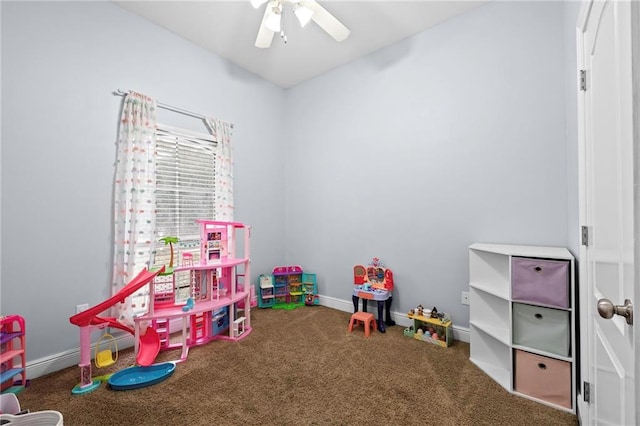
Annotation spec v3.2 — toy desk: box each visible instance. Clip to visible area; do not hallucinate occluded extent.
[352,286,390,332]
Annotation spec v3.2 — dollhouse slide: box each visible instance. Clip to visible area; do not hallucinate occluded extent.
[69,267,165,366]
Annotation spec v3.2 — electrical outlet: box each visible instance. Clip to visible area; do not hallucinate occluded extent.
[461,291,470,305]
[76,303,89,314]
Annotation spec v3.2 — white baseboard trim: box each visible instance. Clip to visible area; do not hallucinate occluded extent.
[317,295,470,343]
[27,296,469,380]
[26,332,137,380]
[27,319,182,380]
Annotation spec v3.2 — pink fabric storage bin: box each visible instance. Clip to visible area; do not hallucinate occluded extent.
[511,257,570,308]
[514,349,572,409]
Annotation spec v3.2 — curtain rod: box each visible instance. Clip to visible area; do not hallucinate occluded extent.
[113,89,233,128]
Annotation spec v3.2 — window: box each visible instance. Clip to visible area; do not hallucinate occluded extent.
[153,124,217,268]
[128,124,218,317]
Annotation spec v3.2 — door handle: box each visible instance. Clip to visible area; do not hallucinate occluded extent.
[597,298,633,325]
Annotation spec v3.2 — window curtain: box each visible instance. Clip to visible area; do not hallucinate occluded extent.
[112,92,158,326]
[205,117,234,220]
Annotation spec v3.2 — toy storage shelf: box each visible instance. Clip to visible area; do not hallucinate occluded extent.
[0,315,26,395]
[468,243,575,413]
[405,314,453,347]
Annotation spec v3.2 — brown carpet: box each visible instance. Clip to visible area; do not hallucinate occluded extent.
[16,306,578,425]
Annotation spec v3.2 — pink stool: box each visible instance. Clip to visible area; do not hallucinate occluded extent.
[348,311,377,337]
[182,252,193,267]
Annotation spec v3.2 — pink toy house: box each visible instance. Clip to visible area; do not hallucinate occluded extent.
[135,220,252,363]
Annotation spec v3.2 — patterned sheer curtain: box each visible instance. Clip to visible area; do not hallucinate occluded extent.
[112,92,158,326]
[205,117,234,220]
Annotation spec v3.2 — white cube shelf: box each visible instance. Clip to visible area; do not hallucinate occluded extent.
[468,243,575,413]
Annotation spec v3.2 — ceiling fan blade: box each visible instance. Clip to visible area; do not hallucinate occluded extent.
[255,3,276,48]
[250,0,269,8]
[302,0,350,42]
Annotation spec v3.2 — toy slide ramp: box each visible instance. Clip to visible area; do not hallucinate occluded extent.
[69,267,165,327]
[136,327,161,367]
[68,266,165,366]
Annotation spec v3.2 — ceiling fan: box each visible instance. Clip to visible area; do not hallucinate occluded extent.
[250,0,350,48]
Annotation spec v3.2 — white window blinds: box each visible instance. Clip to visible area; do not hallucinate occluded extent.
[154,124,217,266]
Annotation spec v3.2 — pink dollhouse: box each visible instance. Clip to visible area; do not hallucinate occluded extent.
[69,221,253,394]
[134,220,253,362]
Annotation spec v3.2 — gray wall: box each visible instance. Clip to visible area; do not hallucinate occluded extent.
[284,0,572,326]
[1,1,286,362]
[564,0,581,259]
[1,0,580,366]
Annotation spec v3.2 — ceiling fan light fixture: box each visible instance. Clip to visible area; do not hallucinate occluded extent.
[264,1,282,32]
[293,3,314,28]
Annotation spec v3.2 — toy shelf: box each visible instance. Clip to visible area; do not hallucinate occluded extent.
[1,315,26,395]
[468,243,576,413]
[404,313,453,348]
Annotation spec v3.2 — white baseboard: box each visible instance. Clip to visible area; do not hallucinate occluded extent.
[26,332,137,380]
[317,295,470,343]
[27,296,469,380]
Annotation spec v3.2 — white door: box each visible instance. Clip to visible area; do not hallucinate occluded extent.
[577,0,637,424]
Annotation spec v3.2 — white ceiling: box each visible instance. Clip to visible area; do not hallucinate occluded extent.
[115,1,489,89]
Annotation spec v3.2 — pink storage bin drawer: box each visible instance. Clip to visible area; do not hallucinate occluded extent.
[512,303,570,357]
[511,257,570,308]
[514,349,572,409]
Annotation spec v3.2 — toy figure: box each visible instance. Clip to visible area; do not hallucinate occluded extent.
[430,306,438,318]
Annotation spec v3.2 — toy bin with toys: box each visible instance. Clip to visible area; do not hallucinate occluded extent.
[405,305,453,348]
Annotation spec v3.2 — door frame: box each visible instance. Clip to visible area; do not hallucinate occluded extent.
[576,1,640,424]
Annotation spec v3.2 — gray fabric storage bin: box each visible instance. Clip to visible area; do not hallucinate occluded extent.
[512,303,570,357]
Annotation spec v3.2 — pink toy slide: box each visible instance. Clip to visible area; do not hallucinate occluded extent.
[69,267,165,366]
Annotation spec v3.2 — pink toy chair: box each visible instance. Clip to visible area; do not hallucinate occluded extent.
[348,311,377,337]
[182,252,194,267]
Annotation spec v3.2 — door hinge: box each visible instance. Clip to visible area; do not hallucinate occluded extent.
[581,225,590,246]
[584,381,591,403]
[580,69,587,91]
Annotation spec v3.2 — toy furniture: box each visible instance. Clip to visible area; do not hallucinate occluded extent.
[94,332,117,368]
[404,309,453,347]
[135,220,253,363]
[0,315,26,395]
[257,266,318,309]
[468,243,575,413]
[348,311,377,337]
[258,275,275,308]
[352,258,395,332]
[233,316,246,337]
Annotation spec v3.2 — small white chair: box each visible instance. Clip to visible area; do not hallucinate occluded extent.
[233,316,246,337]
